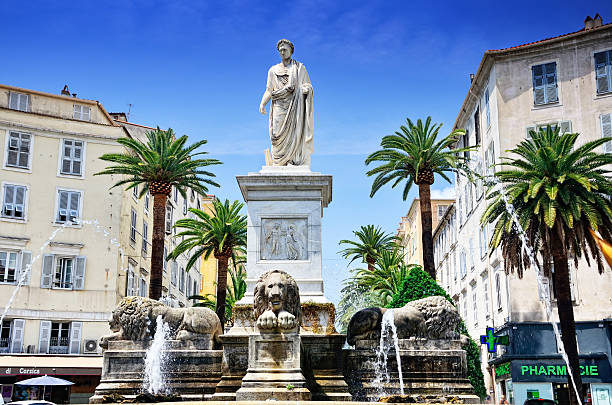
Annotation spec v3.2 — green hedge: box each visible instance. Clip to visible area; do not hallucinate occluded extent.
[388,267,487,399]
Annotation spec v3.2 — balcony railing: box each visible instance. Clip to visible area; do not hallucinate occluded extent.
[49,337,69,354]
[0,338,10,353]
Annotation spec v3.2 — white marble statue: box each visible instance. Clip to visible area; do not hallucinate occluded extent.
[259,39,313,166]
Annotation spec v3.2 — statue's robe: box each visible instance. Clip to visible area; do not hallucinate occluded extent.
[266,59,313,166]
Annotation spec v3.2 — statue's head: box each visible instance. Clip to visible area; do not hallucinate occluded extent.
[277,39,294,59]
[254,270,301,321]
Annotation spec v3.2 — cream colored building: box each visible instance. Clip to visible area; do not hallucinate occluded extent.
[0,85,202,402]
[437,17,612,402]
[397,198,454,266]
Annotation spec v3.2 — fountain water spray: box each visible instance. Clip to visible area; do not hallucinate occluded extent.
[374,309,405,398]
[143,315,170,395]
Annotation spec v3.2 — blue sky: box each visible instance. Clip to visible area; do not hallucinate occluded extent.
[2,0,610,304]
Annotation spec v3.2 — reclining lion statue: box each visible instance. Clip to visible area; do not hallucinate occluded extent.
[99,296,222,349]
[253,269,301,330]
[347,296,461,345]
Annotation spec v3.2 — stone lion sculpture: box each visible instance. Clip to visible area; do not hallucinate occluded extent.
[253,270,301,330]
[99,296,222,349]
[346,296,461,345]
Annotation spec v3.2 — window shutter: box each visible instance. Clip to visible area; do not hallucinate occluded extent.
[19,251,32,285]
[601,113,612,153]
[19,94,28,111]
[538,276,550,301]
[9,93,19,110]
[73,256,86,290]
[126,268,134,296]
[69,322,82,354]
[532,65,546,105]
[41,254,54,288]
[10,319,25,353]
[559,120,572,134]
[545,63,558,103]
[595,51,611,94]
[38,320,52,354]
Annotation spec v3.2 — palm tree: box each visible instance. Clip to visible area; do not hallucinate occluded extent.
[338,225,398,271]
[168,199,247,327]
[365,117,469,279]
[96,128,221,300]
[352,248,419,304]
[482,126,612,405]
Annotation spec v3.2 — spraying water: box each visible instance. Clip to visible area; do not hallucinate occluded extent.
[374,309,405,398]
[143,315,170,395]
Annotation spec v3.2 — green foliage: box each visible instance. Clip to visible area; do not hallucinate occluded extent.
[365,116,471,199]
[338,225,398,268]
[482,125,612,276]
[389,267,487,399]
[336,280,384,333]
[96,127,221,198]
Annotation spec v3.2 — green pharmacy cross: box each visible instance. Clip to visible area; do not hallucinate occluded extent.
[480,327,509,353]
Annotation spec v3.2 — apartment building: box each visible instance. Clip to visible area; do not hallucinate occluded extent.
[397,198,453,266]
[0,85,203,403]
[437,16,612,405]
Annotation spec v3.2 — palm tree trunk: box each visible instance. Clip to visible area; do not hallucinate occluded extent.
[215,255,229,329]
[367,257,376,272]
[551,226,583,405]
[418,183,436,279]
[149,194,167,300]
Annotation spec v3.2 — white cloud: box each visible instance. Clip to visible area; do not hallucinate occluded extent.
[430,185,455,199]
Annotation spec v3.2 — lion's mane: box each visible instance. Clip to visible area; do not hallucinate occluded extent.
[253,270,302,324]
[113,296,162,341]
[405,296,460,339]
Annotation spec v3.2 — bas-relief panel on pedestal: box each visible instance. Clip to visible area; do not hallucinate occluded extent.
[260,218,307,260]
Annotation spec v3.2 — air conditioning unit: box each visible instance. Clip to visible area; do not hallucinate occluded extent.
[83,339,98,354]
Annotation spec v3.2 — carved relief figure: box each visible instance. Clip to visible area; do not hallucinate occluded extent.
[264,222,282,257]
[261,219,307,260]
[286,224,302,260]
[259,39,314,166]
[253,270,302,330]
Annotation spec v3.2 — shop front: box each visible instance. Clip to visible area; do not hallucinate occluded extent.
[493,358,612,405]
[0,356,102,404]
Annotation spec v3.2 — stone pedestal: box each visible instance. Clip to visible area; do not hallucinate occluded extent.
[344,338,480,403]
[235,329,311,401]
[89,339,222,403]
[235,166,332,304]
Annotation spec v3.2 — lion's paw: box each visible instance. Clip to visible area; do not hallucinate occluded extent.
[277,311,296,329]
[256,310,278,329]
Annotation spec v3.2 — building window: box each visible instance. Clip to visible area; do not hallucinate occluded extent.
[600,113,612,153]
[484,88,491,127]
[9,92,29,112]
[485,142,495,176]
[126,263,138,296]
[460,250,467,279]
[183,196,188,215]
[479,226,488,259]
[179,267,186,293]
[142,221,148,253]
[163,246,168,273]
[60,139,84,176]
[526,121,572,138]
[56,190,81,224]
[130,209,137,243]
[132,184,138,199]
[0,320,11,353]
[462,291,467,320]
[495,272,503,310]
[41,255,86,290]
[165,204,173,234]
[482,272,490,319]
[5,132,31,169]
[49,322,70,354]
[173,187,178,203]
[437,205,448,218]
[171,261,178,286]
[472,285,478,326]
[595,50,612,94]
[139,275,147,297]
[0,251,18,283]
[474,107,481,144]
[144,192,150,213]
[461,130,470,160]
[468,238,474,270]
[73,104,91,121]
[2,184,26,219]
[186,273,192,298]
[532,62,558,105]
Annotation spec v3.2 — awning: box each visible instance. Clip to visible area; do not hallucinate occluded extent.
[0,356,102,376]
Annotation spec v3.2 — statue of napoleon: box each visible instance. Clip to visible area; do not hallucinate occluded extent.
[259,39,313,166]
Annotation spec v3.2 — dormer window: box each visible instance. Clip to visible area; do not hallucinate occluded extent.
[73,104,90,121]
[9,92,29,112]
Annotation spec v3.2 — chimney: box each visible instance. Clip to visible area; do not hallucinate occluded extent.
[61,85,70,96]
[470,73,475,83]
[585,14,603,30]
